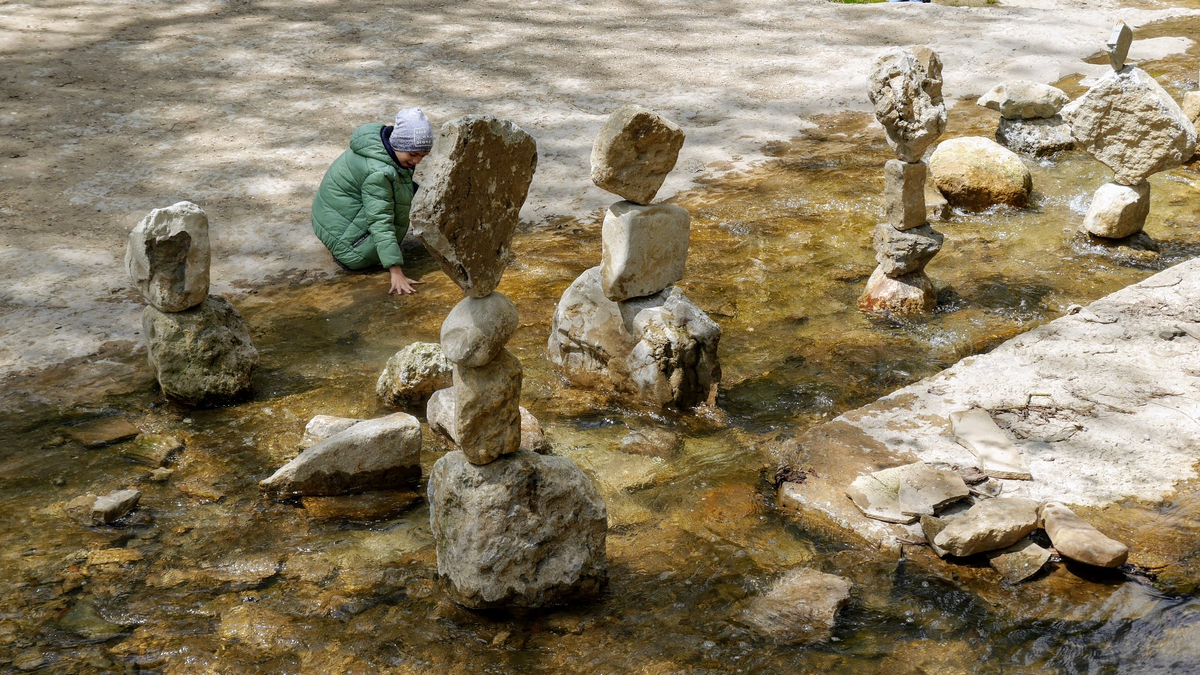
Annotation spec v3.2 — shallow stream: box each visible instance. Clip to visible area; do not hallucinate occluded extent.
[4,42,1200,674]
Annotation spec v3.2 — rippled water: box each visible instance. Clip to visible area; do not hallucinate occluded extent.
[3,51,1200,673]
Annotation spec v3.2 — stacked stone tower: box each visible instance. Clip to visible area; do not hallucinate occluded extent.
[125,201,258,405]
[413,116,607,609]
[548,105,721,409]
[1064,23,1197,240]
[859,47,948,315]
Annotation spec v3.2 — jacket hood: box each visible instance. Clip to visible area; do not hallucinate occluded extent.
[348,123,393,164]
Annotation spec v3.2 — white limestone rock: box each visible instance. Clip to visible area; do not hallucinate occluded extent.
[590,104,685,205]
[883,160,928,231]
[1082,181,1151,239]
[410,115,538,297]
[299,415,362,450]
[1062,66,1197,185]
[600,201,690,301]
[125,201,210,312]
[376,342,452,408]
[428,449,608,608]
[929,137,1032,210]
[868,46,947,162]
[260,412,422,497]
[142,296,258,406]
[977,81,1069,120]
[453,350,522,465]
[439,293,519,367]
[950,408,1032,480]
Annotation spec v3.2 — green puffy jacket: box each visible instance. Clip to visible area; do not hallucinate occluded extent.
[311,123,415,270]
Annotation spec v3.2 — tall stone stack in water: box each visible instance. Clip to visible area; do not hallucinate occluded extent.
[411,115,608,609]
[859,46,947,315]
[547,105,721,408]
[125,201,258,405]
[1063,23,1197,240]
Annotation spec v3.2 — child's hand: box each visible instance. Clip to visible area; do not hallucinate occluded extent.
[388,266,424,295]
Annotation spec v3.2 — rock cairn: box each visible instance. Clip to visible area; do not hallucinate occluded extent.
[1183,61,1200,159]
[412,115,608,609]
[125,201,258,405]
[1063,23,1197,240]
[859,47,947,315]
[979,81,1074,156]
[548,105,721,408]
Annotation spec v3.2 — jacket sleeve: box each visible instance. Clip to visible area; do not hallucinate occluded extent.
[362,170,404,268]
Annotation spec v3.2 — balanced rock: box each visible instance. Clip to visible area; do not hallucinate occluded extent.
[125,201,210,312]
[548,267,720,409]
[410,115,538,297]
[742,568,852,645]
[428,449,608,608]
[299,415,362,449]
[376,342,452,408]
[996,116,1075,157]
[91,489,141,525]
[142,296,258,405]
[874,223,943,277]
[1082,181,1151,239]
[883,160,928,231]
[929,137,1032,210]
[590,104,685,205]
[1040,501,1129,568]
[427,387,550,455]
[440,293,518,367]
[933,497,1040,557]
[977,81,1070,120]
[1107,22,1133,71]
[453,350,522,465]
[858,266,936,314]
[260,412,421,497]
[1062,66,1197,185]
[868,46,947,162]
[600,201,690,301]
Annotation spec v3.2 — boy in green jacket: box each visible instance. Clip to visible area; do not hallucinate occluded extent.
[311,108,433,294]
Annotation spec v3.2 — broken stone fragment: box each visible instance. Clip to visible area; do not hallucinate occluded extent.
[929,137,1032,210]
[987,538,1051,583]
[440,293,519,368]
[375,342,452,408]
[410,115,538,297]
[299,415,363,450]
[600,201,690,301]
[66,417,140,449]
[590,104,685,205]
[1040,501,1129,568]
[868,46,947,162]
[873,222,944,277]
[125,201,210,312]
[92,489,142,525]
[742,568,852,645]
[883,160,928,231]
[1107,22,1133,71]
[858,266,937,315]
[259,412,422,497]
[996,116,1075,157]
[453,350,523,465]
[933,497,1040,557]
[898,463,970,516]
[845,463,924,524]
[142,296,258,406]
[1081,181,1151,239]
[120,434,182,467]
[977,81,1070,120]
[949,408,1032,480]
[921,515,951,557]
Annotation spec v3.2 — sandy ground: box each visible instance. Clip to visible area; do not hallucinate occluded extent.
[1,0,1198,385]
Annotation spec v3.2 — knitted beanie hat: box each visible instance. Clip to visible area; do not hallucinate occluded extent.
[390,108,434,153]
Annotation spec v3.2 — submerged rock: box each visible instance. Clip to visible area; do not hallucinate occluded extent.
[439,293,518,367]
[929,137,1032,210]
[987,538,1051,583]
[428,449,608,608]
[143,296,258,405]
[1040,501,1129,568]
[66,417,140,449]
[92,489,141,525]
[996,116,1075,157]
[125,201,210,312]
[950,408,1032,480]
[600,201,690,301]
[120,433,182,467]
[868,46,947,162]
[376,342,452,408]
[619,427,683,458]
[300,491,421,520]
[590,104,685,205]
[260,412,422,497]
[742,567,852,645]
[933,497,1040,557]
[410,115,538,297]
[977,81,1069,120]
[1082,181,1151,239]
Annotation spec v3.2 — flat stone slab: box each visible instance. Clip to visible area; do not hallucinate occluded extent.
[846,463,920,524]
[1041,501,1129,568]
[775,258,1200,567]
[988,538,1051,583]
[950,408,1032,480]
[933,497,1040,557]
[898,463,969,516]
[67,417,140,448]
[92,489,142,525]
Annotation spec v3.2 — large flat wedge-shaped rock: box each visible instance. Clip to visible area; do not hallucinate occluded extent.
[933,497,1040,557]
[600,201,690,301]
[410,115,538,297]
[1040,501,1129,568]
[590,104,685,205]
[950,408,1031,480]
[125,201,210,312]
[260,412,422,497]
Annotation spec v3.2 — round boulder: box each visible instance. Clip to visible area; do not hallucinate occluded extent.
[929,137,1032,210]
[142,296,258,405]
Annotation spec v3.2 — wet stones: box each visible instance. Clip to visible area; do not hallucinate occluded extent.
[1040,501,1129,568]
[978,81,1069,120]
[858,266,937,315]
[742,568,852,645]
[375,342,452,409]
[91,489,142,525]
[868,46,947,162]
[929,137,1033,209]
[410,115,538,297]
[590,104,685,205]
[142,296,258,406]
[846,462,969,523]
[259,412,422,497]
[550,106,720,408]
[125,201,210,312]
[128,202,257,405]
[995,116,1075,157]
[1082,180,1151,239]
[428,449,608,609]
[933,497,1040,557]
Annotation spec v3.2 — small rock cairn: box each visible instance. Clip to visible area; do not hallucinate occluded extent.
[412,115,608,609]
[859,47,947,315]
[1063,23,1197,240]
[125,201,258,405]
[548,104,721,408]
[978,80,1073,157]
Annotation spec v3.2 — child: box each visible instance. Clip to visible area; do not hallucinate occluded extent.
[311,108,433,294]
